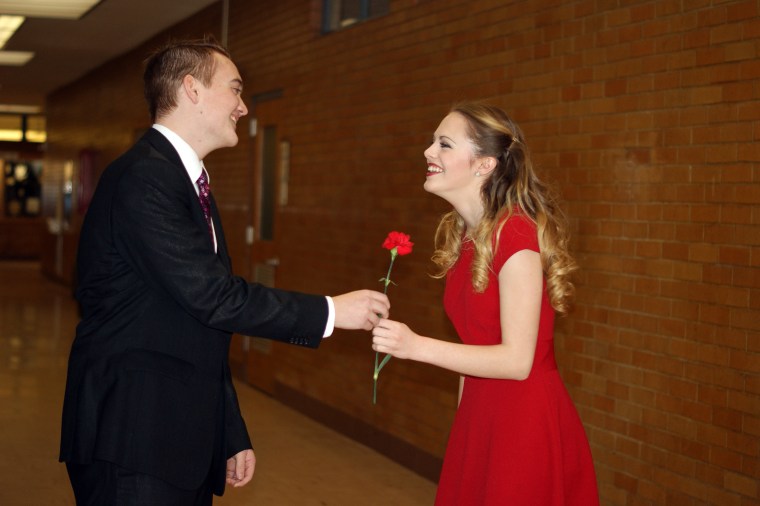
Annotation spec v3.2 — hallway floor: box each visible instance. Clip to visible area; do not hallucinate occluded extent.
[0,261,436,505]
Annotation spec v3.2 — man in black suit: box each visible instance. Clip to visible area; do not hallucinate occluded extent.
[59,38,390,505]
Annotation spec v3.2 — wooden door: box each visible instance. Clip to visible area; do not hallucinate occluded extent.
[243,96,286,393]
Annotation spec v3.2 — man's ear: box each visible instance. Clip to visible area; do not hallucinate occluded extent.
[181,74,200,104]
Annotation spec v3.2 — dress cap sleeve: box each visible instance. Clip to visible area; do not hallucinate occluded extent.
[493,213,539,272]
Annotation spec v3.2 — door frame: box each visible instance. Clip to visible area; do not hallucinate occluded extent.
[243,90,285,393]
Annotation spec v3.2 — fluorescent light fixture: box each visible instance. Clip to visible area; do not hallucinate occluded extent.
[0,15,24,49]
[0,50,34,66]
[0,129,23,142]
[0,0,101,20]
[0,104,42,114]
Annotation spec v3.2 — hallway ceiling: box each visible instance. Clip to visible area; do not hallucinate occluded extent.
[0,0,219,113]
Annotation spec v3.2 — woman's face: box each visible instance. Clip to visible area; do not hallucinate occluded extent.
[423,112,483,201]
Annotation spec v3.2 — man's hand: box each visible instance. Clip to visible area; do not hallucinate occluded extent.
[333,290,390,331]
[226,449,255,488]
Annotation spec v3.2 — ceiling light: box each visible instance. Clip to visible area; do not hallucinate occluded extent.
[0,104,42,114]
[0,0,101,20]
[0,15,24,49]
[0,50,34,66]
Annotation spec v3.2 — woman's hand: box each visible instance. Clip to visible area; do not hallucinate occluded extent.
[372,318,421,360]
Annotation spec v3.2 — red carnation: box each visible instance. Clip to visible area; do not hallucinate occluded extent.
[382,231,414,257]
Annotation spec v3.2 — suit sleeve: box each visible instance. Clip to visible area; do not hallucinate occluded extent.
[110,157,327,345]
[223,366,253,458]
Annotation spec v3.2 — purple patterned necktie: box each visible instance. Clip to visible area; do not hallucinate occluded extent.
[196,168,213,240]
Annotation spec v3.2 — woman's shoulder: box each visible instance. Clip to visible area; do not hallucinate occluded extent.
[496,209,537,244]
[500,210,536,233]
[493,210,539,269]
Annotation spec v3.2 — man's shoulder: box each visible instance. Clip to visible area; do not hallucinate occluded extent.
[107,131,180,175]
[90,143,183,208]
[126,129,177,164]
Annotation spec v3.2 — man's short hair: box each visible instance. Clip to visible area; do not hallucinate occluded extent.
[144,37,231,122]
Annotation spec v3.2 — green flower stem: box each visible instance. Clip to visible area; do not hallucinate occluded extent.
[382,250,397,292]
[372,353,392,404]
[373,353,379,404]
[373,250,397,404]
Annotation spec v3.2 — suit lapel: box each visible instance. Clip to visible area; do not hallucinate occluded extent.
[209,193,231,271]
[143,128,228,264]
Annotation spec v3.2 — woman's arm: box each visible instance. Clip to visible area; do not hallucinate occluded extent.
[372,249,543,380]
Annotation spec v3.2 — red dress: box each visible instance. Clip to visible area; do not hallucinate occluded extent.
[435,214,599,505]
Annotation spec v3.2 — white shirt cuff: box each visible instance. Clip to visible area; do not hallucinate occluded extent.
[323,296,335,338]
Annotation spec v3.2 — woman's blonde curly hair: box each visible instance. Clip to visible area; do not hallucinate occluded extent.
[431,102,578,316]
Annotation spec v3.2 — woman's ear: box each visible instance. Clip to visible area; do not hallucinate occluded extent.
[478,156,497,176]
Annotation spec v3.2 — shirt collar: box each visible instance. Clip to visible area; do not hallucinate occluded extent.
[152,124,208,190]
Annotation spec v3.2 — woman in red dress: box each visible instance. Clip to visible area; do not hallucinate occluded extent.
[372,102,599,505]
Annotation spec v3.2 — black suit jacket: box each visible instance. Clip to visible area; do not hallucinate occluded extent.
[59,128,327,494]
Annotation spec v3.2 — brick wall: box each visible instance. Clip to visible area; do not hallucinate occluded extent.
[44,1,759,504]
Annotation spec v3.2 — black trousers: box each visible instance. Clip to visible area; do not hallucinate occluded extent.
[66,460,213,506]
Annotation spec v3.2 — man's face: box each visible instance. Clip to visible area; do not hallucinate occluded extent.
[197,53,248,152]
